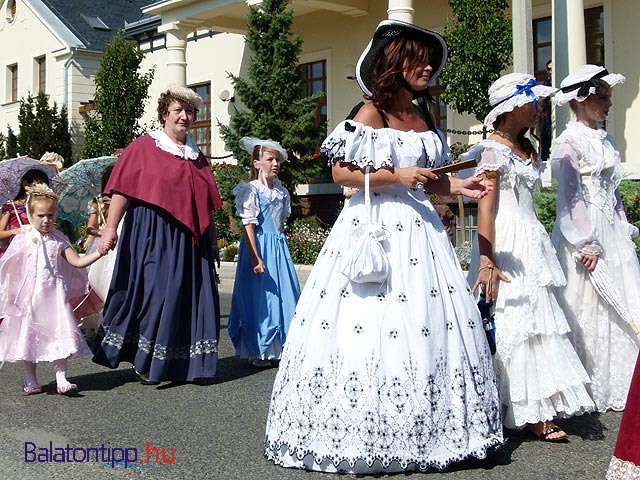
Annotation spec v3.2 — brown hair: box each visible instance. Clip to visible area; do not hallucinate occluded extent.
[156,93,198,126]
[369,36,432,111]
[493,116,538,163]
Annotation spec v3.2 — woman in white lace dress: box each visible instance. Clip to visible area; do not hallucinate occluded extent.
[264,20,503,474]
[551,65,640,412]
[465,73,594,442]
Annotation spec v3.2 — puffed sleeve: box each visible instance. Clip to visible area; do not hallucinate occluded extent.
[232,182,259,226]
[551,141,601,255]
[462,142,511,182]
[320,120,397,170]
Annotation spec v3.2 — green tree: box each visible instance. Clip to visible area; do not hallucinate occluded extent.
[14,92,72,166]
[82,33,154,158]
[0,132,6,160]
[440,0,512,123]
[5,126,18,158]
[219,0,326,199]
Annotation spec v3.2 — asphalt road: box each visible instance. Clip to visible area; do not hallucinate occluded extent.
[0,262,621,479]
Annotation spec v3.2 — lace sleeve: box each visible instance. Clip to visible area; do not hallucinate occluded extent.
[462,142,509,177]
[232,182,259,226]
[551,141,601,254]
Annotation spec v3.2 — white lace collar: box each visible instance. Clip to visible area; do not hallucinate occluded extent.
[250,178,287,202]
[149,129,200,160]
[566,121,608,140]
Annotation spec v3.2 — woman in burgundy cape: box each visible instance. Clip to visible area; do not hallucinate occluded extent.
[91,85,223,384]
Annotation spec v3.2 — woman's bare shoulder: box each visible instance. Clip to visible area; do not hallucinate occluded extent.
[352,103,385,129]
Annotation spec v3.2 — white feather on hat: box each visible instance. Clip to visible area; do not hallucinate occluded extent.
[554,65,625,106]
[483,73,556,127]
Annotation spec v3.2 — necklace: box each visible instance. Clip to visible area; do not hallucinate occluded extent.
[492,130,531,163]
[493,130,517,144]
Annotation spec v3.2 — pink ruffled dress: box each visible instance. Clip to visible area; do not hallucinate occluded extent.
[0,228,91,363]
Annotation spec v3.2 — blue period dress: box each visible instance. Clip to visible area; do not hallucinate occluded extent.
[228,179,300,361]
[264,120,503,473]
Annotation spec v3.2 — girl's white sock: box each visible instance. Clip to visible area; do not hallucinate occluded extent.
[24,361,38,386]
[53,359,70,387]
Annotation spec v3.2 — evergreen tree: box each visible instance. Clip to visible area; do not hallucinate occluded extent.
[15,92,72,165]
[82,33,154,158]
[219,0,326,197]
[0,132,6,160]
[440,0,512,123]
[5,127,18,158]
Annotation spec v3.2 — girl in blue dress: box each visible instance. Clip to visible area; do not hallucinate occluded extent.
[228,137,301,367]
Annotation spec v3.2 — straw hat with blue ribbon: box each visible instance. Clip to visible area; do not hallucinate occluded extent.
[483,73,556,127]
[554,64,625,106]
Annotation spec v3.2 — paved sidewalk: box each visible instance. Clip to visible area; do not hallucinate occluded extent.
[0,261,622,480]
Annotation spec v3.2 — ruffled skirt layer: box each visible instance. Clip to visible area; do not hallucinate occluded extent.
[470,216,594,429]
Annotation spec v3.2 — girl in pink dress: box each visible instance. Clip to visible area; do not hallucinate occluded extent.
[0,184,104,395]
[0,169,50,257]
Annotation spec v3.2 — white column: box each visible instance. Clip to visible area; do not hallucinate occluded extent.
[164,25,188,86]
[553,0,586,132]
[512,0,534,74]
[387,0,414,22]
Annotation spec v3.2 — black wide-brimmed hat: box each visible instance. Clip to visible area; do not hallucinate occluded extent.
[355,19,448,97]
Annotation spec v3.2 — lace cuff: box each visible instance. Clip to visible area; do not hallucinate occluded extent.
[578,241,602,256]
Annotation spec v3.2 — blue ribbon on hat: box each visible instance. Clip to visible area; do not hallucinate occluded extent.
[492,78,539,111]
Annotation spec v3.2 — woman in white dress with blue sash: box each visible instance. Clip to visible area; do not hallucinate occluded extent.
[465,73,594,442]
[264,20,503,474]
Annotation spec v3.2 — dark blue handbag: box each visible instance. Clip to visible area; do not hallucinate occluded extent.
[478,294,496,355]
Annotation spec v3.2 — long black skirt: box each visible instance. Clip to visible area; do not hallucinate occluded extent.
[92,201,219,382]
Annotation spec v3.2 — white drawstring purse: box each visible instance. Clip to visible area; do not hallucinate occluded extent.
[341,166,390,284]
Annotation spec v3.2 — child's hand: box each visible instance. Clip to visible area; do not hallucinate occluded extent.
[253,259,265,274]
[98,226,118,254]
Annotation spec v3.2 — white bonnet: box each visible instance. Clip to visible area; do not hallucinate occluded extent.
[484,73,556,126]
[554,64,625,106]
[239,137,289,162]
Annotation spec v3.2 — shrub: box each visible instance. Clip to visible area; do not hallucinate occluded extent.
[286,216,331,265]
[534,184,558,235]
[455,240,473,270]
[212,163,249,244]
[222,243,239,262]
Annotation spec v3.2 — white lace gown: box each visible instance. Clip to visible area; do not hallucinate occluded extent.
[464,141,594,429]
[551,122,640,412]
[264,120,503,473]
